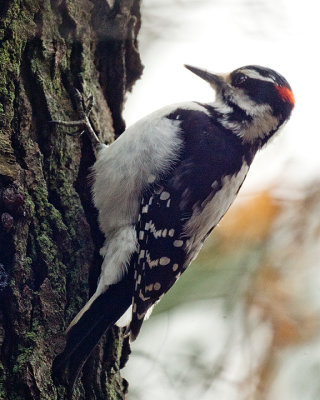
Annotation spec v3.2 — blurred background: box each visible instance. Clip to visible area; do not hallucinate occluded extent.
[123,1,320,399]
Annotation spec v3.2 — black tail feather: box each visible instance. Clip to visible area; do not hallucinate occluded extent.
[52,275,133,388]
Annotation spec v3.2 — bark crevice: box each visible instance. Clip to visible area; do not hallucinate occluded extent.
[0,1,143,398]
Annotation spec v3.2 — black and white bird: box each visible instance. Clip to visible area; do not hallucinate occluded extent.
[52,64,294,386]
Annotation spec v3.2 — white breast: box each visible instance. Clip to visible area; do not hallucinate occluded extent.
[184,162,249,254]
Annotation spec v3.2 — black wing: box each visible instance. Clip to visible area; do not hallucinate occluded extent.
[130,184,190,340]
[129,107,253,340]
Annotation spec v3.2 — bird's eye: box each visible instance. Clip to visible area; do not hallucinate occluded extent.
[233,73,247,87]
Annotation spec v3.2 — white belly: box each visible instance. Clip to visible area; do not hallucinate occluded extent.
[184,162,249,253]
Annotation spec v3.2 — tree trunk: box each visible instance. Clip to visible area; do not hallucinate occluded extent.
[0,0,143,398]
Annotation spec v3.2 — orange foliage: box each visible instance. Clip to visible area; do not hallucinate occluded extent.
[218,191,281,243]
[245,263,319,398]
[248,264,317,348]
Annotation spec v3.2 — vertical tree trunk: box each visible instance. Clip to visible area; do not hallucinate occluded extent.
[0,1,143,398]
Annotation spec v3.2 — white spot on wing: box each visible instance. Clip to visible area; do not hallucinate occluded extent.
[139,249,145,259]
[172,264,179,271]
[142,205,149,214]
[139,290,150,301]
[160,191,170,200]
[159,257,171,266]
[146,252,159,268]
[146,284,153,291]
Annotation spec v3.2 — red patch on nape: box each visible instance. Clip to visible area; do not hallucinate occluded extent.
[275,85,295,106]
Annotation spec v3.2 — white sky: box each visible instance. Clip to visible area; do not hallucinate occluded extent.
[124,0,320,194]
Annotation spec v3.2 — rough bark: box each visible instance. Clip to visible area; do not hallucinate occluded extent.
[0,0,143,399]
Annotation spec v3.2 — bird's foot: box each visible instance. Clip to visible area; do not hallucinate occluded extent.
[50,89,101,145]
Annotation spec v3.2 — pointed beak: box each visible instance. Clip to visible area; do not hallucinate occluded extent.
[184,64,228,92]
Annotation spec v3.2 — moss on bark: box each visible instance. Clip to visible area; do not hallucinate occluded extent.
[0,0,143,398]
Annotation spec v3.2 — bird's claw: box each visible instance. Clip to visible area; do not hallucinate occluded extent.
[50,89,100,145]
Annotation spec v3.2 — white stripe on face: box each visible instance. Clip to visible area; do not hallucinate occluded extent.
[239,69,275,83]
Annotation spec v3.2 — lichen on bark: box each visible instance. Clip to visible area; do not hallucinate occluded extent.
[0,0,143,398]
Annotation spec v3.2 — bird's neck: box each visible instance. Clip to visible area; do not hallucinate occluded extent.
[212,100,281,146]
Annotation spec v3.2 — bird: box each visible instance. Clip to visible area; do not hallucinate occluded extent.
[52,64,294,387]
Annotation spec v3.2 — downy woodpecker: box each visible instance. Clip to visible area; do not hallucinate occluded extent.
[52,64,294,386]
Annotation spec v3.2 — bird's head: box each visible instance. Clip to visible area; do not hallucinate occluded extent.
[185,64,295,144]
